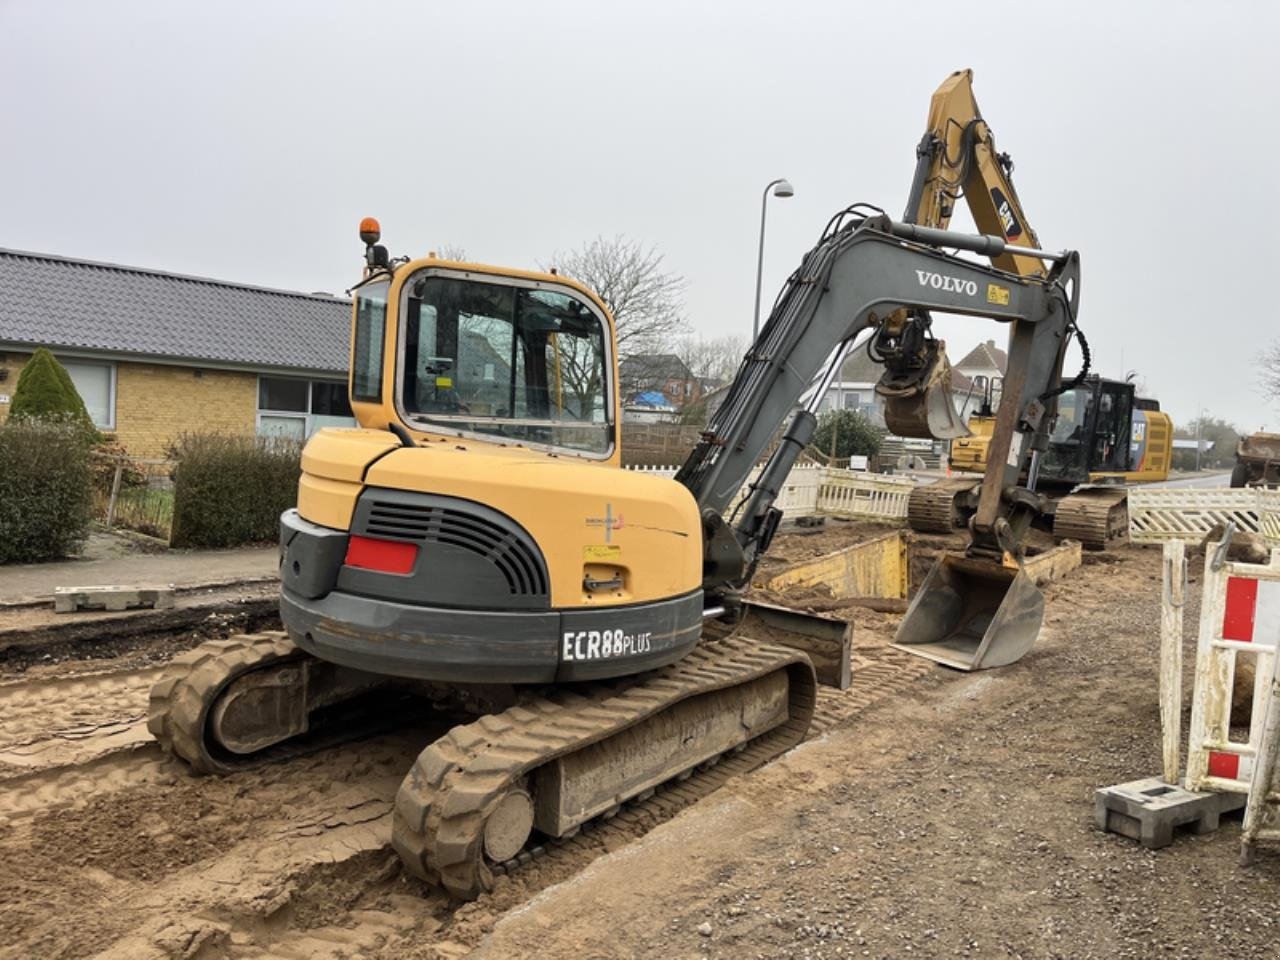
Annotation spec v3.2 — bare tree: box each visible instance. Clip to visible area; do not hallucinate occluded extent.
[543,236,687,357]
[1258,340,1280,400]
[436,243,469,261]
[678,333,749,386]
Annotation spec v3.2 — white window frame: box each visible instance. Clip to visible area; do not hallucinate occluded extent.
[256,375,353,438]
[57,357,117,431]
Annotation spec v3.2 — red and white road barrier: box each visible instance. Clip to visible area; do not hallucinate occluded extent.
[1184,540,1280,795]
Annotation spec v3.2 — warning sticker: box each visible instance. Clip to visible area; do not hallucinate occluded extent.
[1006,433,1024,468]
[583,544,622,562]
[987,283,1010,306]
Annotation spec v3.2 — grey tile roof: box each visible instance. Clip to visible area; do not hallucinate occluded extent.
[0,248,352,374]
[619,353,694,383]
[954,339,1008,374]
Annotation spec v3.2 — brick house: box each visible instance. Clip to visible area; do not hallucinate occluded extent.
[0,248,355,458]
[619,353,700,409]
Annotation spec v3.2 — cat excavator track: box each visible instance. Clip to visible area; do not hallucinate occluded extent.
[906,478,976,533]
[1052,487,1130,550]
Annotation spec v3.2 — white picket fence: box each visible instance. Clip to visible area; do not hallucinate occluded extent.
[626,463,914,522]
[1129,488,1280,546]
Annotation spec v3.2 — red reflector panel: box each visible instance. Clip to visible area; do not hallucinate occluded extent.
[1207,751,1240,780]
[1223,576,1259,642]
[345,535,417,575]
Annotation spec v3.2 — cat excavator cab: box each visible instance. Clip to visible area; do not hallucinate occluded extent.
[148,77,1084,899]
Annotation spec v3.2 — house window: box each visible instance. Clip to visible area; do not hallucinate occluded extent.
[842,392,861,410]
[257,377,355,440]
[59,358,116,430]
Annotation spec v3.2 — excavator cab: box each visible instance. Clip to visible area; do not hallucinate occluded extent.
[1032,376,1136,484]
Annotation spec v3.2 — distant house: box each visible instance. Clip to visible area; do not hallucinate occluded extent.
[619,353,701,409]
[0,248,355,458]
[820,348,886,424]
[820,341,977,428]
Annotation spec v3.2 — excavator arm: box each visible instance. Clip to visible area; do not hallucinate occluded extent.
[677,212,1079,607]
[904,68,1047,280]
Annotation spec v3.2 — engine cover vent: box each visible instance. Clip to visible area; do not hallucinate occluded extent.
[346,488,550,609]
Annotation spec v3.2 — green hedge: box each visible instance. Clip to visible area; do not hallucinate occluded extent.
[0,419,94,563]
[169,433,302,548]
[812,409,885,460]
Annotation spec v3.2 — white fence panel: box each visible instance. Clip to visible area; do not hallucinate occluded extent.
[1129,488,1280,545]
[626,463,914,521]
[816,472,915,520]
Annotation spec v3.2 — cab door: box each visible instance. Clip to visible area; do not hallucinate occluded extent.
[1088,382,1134,474]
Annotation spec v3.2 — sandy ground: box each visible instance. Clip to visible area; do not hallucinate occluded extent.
[0,526,1277,959]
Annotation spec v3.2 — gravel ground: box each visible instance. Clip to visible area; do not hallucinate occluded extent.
[3,530,1277,959]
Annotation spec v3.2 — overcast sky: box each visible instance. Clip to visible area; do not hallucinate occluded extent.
[1,0,1274,430]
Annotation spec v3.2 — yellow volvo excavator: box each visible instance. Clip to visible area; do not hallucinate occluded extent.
[149,75,1088,900]
[900,69,1172,548]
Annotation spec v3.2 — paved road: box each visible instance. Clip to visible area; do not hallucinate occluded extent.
[1152,471,1232,489]
[0,538,277,603]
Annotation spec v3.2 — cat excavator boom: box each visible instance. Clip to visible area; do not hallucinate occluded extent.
[902,69,1169,547]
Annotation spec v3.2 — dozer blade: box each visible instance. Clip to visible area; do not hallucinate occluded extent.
[879,347,971,441]
[741,600,853,689]
[891,554,1043,671]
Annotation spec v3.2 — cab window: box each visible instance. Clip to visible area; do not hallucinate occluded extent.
[399,275,612,455]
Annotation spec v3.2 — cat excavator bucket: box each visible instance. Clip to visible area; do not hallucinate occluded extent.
[891,553,1043,671]
[877,341,970,441]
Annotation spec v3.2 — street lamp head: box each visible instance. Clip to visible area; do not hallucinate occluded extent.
[773,179,795,198]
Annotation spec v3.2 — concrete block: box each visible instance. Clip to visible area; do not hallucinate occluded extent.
[1095,777,1246,849]
[53,585,175,614]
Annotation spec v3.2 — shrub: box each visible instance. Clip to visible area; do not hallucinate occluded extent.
[812,409,885,460]
[0,419,94,563]
[169,433,303,548]
[9,348,100,443]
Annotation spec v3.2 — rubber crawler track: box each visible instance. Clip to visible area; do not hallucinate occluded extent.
[391,634,817,900]
[475,648,930,892]
[147,633,302,774]
[1053,488,1129,549]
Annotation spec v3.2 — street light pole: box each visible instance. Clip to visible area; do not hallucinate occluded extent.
[1195,404,1207,472]
[752,177,794,343]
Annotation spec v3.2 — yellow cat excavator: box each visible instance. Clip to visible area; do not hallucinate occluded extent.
[901,69,1172,548]
[149,75,1086,900]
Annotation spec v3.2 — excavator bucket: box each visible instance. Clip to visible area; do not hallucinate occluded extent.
[891,554,1043,671]
[878,344,970,441]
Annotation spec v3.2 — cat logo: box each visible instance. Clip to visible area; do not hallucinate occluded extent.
[990,187,1023,240]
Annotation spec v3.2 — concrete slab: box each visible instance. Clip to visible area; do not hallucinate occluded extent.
[1095,777,1246,849]
[53,585,175,614]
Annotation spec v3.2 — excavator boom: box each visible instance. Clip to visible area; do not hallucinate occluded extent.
[904,68,1046,279]
[676,208,1079,670]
